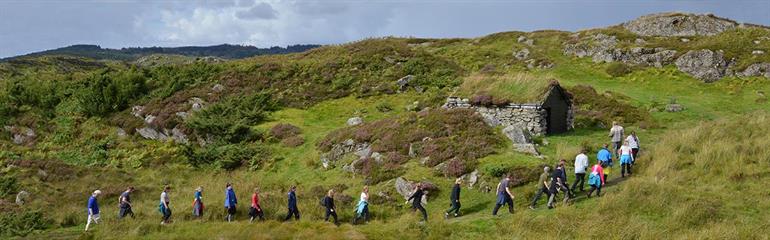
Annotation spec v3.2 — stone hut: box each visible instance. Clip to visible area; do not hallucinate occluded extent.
[443,81,574,136]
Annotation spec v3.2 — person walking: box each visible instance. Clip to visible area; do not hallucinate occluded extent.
[353,186,369,224]
[159,185,172,225]
[224,183,238,222]
[597,144,613,181]
[547,161,571,209]
[492,174,515,216]
[445,178,462,218]
[117,187,134,219]
[587,162,606,198]
[572,149,589,193]
[323,189,339,225]
[85,190,102,231]
[192,186,204,218]
[284,186,300,221]
[529,166,551,210]
[619,141,634,177]
[249,187,264,222]
[609,121,625,158]
[626,131,640,164]
[406,183,428,222]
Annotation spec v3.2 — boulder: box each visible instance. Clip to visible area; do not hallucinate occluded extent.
[460,169,479,188]
[171,127,189,144]
[394,177,437,200]
[623,12,738,37]
[666,104,685,112]
[136,127,168,140]
[514,48,530,60]
[15,191,29,205]
[131,105,145,118]
[739,63,770,78]
[116,128,127,138]
[175,111,190,120]
[212,84,225,92]
[502,125,532,144]
[347,117,363,126]
[189,97,205,111]
[752,50,765,55]
[675,49,731,82]
[396,75,414,92]
[144,115,156,125]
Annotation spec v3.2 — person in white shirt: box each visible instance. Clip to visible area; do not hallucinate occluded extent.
[618,141,635,177]
[626,131,640,164]
[609,122,625,158]
[571,149,589,193]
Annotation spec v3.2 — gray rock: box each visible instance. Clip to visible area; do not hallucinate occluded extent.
[116,128,127,138]
[433,162,447,174]
[396,75,414,92]
[212,84,224,92]
[502,125,532,144]
[347,117,363,126]
[740,63,770,78]
[175,111,190,120]
[514,143,540,155]
[635,38,647,44]
[354,144,372,158]
[131,106,145,118]
[394,177,415,200]
[514,48,530,60]
[136,127,168,140]
[371,152,383,164]
[623,12,737,37]
[752,50,765,55]
[666,104,685,112]
[675,49,731,82]
[10,127,35,145]
[517,36,527,43]
[189,97,205,111]
[144,115,156,125]
[15,191,29,205]
[171,127,189,144]
[461,170,479,188]
[680,38,690,42]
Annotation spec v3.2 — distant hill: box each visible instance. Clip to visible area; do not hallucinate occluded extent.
[1,43,321,61]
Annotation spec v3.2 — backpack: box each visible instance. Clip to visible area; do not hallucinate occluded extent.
[319,197,327,208]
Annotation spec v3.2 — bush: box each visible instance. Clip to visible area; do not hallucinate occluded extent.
[606,62,632,77]
[0,176,19,199]
[184,143,270,170]
[568,85,653,128]
[375,102,394,113]
[270,123,302,140]
[77,69,148,116]
[186,92,278,143]
[0,210,51,237]
[280,136,305,147]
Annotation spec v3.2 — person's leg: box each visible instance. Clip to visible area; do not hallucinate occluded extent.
[295,209,301,220]
[628,163,632,175]
[284,209,293,221]
[579,173,586,191]
[547,193,555,208]
[331,211,338,224]
[587,185,595,197]
[128,207,134,218]
[506,197,514,214]
[621,163,626,177]
[85,215,92,231]
[597,185,602,197]
[324,209,331,222]
[418,205,428,221]
[530,188,544,208]
[492,203,502,215]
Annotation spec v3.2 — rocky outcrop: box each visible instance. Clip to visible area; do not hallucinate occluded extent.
[514,48,530,60]
[563,34,677,67]
[320,139,371,169]
[623,12,738,37]
[675,49,732,82]
[136,127,168,141]
[503,125,540,155]
[15,191,29,205]
[4,126,36,145]
[396,75,414,92]
[460,170,479,188]
[739,63,770,78]
[347,117,363,126]
[394,177,437,200]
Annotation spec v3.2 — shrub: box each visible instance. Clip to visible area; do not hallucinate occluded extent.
[444,158,468,178]
[270,123,302,140]
[375,102,394,113]
[280,136,305,147]
[184,143,270,170]
[470,94,494,106]
[606,62,632,77]
[0,176,19,199]
[0,210,51,237]
[77,69,148,117]
[186,92,278,143]
[568,85,653,128]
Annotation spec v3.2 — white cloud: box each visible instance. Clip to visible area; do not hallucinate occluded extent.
[236,2,278,20]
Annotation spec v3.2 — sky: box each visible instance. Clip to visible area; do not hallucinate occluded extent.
[1,0,769,58]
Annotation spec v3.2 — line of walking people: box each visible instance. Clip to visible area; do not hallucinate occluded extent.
[84,124,639,231]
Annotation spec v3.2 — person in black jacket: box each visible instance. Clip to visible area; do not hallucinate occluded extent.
[284,186,300,221]
[547,160,571,209]
[406,183,428,222]
[322,189,338,225]
[445,178,462,219]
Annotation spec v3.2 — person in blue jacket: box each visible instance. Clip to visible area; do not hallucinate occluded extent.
[597,144,613,181]
[85,190,102,231]
[224,183,238,222]
[284,185,300,221]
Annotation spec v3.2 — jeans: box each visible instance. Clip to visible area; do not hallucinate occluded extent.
[324,209,338,223]
[612,141,622,158]
[162,208,172,222]
[547,184,570,208]
[284,207,300,221]
[621,163,632,177]
[353,205,369,224]
[587,185,601,197]
[530,187,551,208]
[492,195,514,215]
[119,207,134,219]
[572,173,586,192]
[446,201,461,215]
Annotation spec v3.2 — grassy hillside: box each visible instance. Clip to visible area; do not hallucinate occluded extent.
[1,13,770,239]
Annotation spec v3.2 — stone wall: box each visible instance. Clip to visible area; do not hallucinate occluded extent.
[443,97,548,136]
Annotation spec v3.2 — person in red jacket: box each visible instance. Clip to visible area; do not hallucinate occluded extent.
[587,162,606,198]
[249,187,264,222]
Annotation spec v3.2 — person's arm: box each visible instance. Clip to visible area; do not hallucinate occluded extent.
[506,187,514,199]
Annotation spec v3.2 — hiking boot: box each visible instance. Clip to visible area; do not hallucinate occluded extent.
[444,213,449,219]
[528,206,535,210]
[454,213,459,217]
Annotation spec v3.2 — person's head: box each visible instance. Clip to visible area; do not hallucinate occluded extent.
[164,185,171,192]
[603,144,609,149]
[612,121,618,126]
[600,162,607,168]
[631,131,636,136]
[92,190,102,197]
[126,186,134,192]
[580,148,586,154]
[623,140,629,146]
[196,186,203,192]
[415,183,422,190]
[543,166,550,173]
[455,178,463,185]
[559,159,567,166]
[290,185,296,192]
[327,189,334,197]
[363,186,369,193]
[254,187,259,194]
[226,182,232,188]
